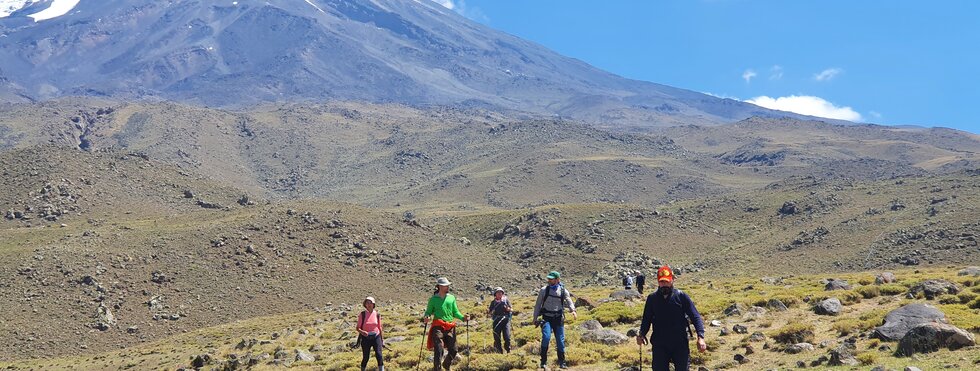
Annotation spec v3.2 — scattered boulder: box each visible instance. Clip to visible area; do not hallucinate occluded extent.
[748,332,766,342]
[828,342,858,366]
[732,324,748,334]
[724,302,747,316]
[814,298,842,316]
[896,323,975,356]
[581,328,629,345]
[574,296,597,310]
[295,349,316,362]
[766,298,788,312]
[905,367,923,371]
[579,320,603,331]
[786,343,814,354]
[779,201,798,215]
[824,279,851,291]
[93,302,116,331]
[733,353,749,364]
[872,303,947,341]
[709,320,723,327]
[957,266,980,276]
[609,289,642,301]
[744,306,767,319]
[875,272,897,284]
[191,354,212,368]
[908,279,959,300]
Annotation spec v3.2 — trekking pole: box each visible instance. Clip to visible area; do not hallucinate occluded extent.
[465,318,471,370]
[416,321,428,371]
[638,340,643,370]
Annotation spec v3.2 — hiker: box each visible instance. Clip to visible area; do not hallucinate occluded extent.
[636,265,707,371]
[636,270,646,295]
[422,277,470,371]
[487,287,513,353]
[356,296,384,371]
[533,271,577,369]
[623,271,634,290]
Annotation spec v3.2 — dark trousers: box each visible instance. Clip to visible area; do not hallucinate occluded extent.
[432,327,458,370]
[360,334,383,370]
[492,316,511,353]
[638,284,645,295]
[651,342,689,371]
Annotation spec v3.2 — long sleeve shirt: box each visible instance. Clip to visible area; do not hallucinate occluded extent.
[356,309,382,335]
[424,293,465,323]
[639,288,706,344]
[532,284,575,321]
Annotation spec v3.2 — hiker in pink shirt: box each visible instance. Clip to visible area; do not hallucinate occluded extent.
[357,296,384,371]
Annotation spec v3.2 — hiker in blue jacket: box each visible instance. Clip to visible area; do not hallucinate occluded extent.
[636,265,707,371]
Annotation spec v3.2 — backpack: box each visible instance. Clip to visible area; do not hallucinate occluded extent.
[538,285,569,318]
[355,310,382,347]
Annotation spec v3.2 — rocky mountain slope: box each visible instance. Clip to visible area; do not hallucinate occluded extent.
[1,100,977,211]
[0,0,824,128]
[1,146,978,362]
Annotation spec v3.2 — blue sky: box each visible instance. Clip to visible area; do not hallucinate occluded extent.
[433,0,980,133]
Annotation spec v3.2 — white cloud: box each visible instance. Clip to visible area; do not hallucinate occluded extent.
[746,95,863,121]
[814,68,843,82]
[432,0,455,9]
[742,69,757,83]
[869,111,883,121]
[769,65,784,80]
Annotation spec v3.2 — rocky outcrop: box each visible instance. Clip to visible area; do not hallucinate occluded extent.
[896,323,975,356]
[873,304,947,341]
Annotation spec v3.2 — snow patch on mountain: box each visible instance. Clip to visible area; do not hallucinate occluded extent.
[27,0,79,21]
[0,0,33,18]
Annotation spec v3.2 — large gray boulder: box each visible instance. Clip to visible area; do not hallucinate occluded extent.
[958,266,980,276]
[579,319,603,331]
[824,279,851,291]
[896,322,975,356]
[581,328,629,345]
[609,290,642,301]
[814,298,842,316]
[872,303,947,341]
[908,279,959,299]
[875,272,897,284]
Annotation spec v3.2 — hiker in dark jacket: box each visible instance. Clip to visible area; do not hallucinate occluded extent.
[636,265,707,371]
[532,271,577,369]
[356,296,384,371]
[635,270,646,295]
[487,287,513,353]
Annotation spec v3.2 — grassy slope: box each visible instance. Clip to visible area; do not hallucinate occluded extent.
[1,267,976,370]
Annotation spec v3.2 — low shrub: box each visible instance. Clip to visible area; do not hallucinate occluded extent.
[770,323,815,345]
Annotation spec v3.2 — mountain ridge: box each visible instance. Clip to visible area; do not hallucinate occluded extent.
[0,0,839,129]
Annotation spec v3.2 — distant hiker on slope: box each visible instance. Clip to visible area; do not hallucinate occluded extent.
[356,296,384,371]
[636,265,707,371]
[533,271,577,369]
[623,271,634,290]
[422,277,470,371]
[487,287,513,353]
[636,270,646,295]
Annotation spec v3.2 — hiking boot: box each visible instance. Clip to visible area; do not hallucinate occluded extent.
[558,361,569,369]
[538,363,548,370]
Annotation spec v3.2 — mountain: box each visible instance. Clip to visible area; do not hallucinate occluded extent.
[0,0,823,128]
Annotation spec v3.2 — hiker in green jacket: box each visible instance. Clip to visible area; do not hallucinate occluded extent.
[422,277,470,371]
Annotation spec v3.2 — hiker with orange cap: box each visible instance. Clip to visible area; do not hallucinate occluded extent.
[422,277,470,370]
[636,265,706,371]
